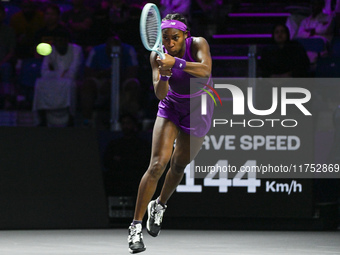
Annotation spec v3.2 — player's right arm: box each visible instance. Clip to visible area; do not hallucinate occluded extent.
[150,51,171,100]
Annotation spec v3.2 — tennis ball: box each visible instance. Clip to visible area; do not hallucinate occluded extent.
[36,43,52,56]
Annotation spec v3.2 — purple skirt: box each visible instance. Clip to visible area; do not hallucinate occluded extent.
[157,91,214,137]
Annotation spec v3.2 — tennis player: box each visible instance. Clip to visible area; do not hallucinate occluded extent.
[128,13,213,253]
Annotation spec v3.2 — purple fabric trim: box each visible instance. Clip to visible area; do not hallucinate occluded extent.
[184,37,195,62]
[160,75,170,81]
[161,20,187,32]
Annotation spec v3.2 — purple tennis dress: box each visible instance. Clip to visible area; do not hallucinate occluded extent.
[157,37,214,137]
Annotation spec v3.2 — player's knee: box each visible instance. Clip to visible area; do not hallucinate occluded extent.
[170,161,187,175]
[147,161,166,180]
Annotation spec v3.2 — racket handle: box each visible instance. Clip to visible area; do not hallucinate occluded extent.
[159,52,165,60]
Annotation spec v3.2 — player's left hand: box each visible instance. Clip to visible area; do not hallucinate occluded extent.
[156,53,175,70]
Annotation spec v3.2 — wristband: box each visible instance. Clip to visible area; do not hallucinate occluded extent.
[160,75,170,81]
[173,57,186,70]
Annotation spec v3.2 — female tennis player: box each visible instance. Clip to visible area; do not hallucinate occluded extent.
[128,13,213,254]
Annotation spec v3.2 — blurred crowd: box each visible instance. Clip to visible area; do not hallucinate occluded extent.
[1,0,340,128]
[0,0,225,128]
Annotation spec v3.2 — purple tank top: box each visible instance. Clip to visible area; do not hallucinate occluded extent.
[164,37,197,96]
[158,37,214,137]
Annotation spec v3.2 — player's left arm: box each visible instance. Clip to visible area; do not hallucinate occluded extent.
[158,37,212,78]
[183,37,212,78]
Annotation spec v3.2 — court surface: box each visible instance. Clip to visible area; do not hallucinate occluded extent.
[0,229,339,255]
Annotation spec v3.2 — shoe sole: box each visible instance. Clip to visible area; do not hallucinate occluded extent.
[129,247,146,254]
[146,201,159,237]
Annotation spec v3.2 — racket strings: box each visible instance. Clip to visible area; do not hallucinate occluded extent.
[145,9,160,48]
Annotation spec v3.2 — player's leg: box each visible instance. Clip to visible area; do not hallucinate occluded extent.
[160,131,204,203]
[146,131,204,237]
[128,116,178,253]
[133,116,179,221]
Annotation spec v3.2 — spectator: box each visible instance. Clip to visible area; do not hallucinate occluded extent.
[0,3,16,96]
[10,0,44,59]
[159,0,191,20]
[103,114,150,196]
[195,0,223,17]
[34,4,67,52]
[88,0,112,46]
[323,0,340,14]
[296,0,334,63]
[61,0,93,48]
[260,24,310,78]
[297,0,333,42]
[115,5,141,48]
[259,24,310,110]
[120,78,142,118]
[32,29,83,126]
[109,0,130,30]
[110,0,129,22]
[192,0,223,39]
[80,33,138,126]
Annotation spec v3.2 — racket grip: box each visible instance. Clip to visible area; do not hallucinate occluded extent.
[159,52,165,60]
[173,57,186,70]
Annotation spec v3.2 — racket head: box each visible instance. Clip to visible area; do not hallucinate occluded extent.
[140,3,165,59]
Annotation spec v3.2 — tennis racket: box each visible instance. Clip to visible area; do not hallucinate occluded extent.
[140,3,165,59]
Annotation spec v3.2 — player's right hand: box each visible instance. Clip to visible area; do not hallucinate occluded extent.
[159,67,172,77]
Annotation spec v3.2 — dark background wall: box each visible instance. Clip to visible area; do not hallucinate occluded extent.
[0,127,108,229]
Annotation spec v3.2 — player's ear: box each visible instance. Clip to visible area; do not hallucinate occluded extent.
[184,31,188,39]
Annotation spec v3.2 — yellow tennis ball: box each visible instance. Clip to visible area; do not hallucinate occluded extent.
[36,43,52,56]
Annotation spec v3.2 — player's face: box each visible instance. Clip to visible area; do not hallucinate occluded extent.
[162,28,187,57]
